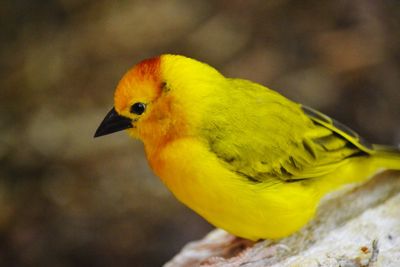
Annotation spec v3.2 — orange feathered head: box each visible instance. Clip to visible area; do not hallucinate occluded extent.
[114,57,163,115]
[94,54,225,146]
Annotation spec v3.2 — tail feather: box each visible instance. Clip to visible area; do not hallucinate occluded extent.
[372,144,400,170]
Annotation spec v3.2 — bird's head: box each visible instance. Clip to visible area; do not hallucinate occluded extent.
[94,54,225,146]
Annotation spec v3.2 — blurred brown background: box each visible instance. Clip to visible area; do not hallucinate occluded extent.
[1,0,400,266]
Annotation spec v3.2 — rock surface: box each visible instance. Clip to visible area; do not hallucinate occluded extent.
[165,171,400,267]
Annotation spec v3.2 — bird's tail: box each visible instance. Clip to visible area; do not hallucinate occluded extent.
[372,144,400,170]
[311,144,400,199]
[314,144,400,199]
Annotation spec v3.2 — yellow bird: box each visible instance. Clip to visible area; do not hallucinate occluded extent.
[95,54,400,241]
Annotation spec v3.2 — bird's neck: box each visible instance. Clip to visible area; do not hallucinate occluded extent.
[141,121,188,178]
[139,96,191,165]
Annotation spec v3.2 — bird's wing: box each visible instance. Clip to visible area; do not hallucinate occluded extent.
[207,99,373,182]
[301,105,373,154]
[262,105,374,181]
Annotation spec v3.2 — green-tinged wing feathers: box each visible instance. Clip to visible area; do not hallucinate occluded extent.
[208,100,371,182]
[263,106,372,181]
[202,79,374,182]
[301,105,374,153]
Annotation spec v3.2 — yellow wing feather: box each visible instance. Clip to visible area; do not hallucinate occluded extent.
[200,79,372,182]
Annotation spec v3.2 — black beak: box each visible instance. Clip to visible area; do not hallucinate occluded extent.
[94,108,132,138]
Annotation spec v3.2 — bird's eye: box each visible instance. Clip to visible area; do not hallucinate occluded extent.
[130,102,146,115]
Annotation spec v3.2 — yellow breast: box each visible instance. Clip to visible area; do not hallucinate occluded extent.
[146,137,319,240]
